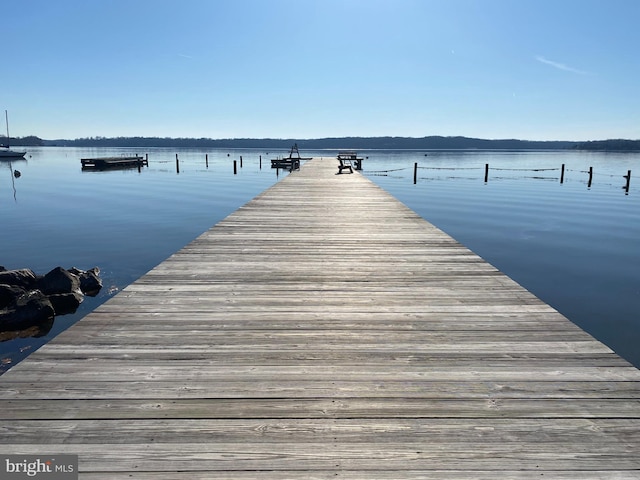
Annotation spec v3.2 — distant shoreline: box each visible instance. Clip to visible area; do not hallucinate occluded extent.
[5,135,640,151]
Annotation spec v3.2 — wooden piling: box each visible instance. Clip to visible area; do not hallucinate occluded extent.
[624,170,631,193]
[484,163,489,182]
[206,154,209,168]
[176,154,180,174]
[560,164,565,184]
[233,160,237,175]
[413,162,417,184]
[588,166,593,188]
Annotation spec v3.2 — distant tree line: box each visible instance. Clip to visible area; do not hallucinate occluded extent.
[4,135,640,151]
[571,139,640,151]
[0,135,45,146]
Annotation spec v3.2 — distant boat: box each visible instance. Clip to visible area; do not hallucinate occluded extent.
[0,110,26,159]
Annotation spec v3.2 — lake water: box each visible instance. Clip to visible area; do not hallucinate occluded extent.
[1,147,639,373]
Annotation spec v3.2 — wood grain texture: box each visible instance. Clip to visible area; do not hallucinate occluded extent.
[1,157,639,478]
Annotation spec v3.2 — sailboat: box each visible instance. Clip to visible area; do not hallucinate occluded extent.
[0,110,26,159]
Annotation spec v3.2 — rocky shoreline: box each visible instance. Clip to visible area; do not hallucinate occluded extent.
[0,266,103,331]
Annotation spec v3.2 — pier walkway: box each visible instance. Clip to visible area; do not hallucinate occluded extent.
[1,157,639,478]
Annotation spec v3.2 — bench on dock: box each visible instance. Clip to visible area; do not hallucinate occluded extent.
[337,157,353,174]
[337,151,363,171]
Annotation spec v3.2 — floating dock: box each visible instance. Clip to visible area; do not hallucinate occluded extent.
[1,157,639,478]
[81,155,148,170]
[270,143,308,169]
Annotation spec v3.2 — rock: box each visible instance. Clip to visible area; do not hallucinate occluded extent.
[0,269,38,289]
[0,290,55,329]
[0,265,102,331]
[49,292,83,315]
[69,266,102,296]
[37,267,80,295]
[0,284,27,309]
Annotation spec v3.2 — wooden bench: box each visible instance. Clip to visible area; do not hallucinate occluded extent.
[338,157,353,174]
[337,151,363,172]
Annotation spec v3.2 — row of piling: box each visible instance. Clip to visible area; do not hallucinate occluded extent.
[412,162,632,193]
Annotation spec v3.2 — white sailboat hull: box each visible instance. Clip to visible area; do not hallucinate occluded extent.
[0,148,26,158]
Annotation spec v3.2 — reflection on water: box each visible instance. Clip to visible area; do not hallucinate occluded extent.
[1,148,639,373]
[0,318,53,342]
[2,157,27,202]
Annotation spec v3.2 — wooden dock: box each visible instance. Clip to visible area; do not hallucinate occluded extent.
[81,155,147,170]
[1,157,639,478]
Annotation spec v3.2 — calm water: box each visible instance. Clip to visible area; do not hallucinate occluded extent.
[1,147,639,372]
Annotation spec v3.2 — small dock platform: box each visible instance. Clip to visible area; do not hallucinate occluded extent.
[1,157,639,478]
[81,155,148,170]
[270,143,308,170]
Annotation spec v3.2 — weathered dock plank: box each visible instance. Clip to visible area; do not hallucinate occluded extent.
[1,157,639,478]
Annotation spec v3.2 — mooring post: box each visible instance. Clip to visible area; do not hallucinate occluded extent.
[624,170,631,193]
[413,162,418,184]
[484,163,489,182]
[560,164,565,184]
[176,154,180,174]
[234,160,237,175]
[206,154,209,168]
[259,155,262,169]
[588,166,593,188]
[240,155,243,168]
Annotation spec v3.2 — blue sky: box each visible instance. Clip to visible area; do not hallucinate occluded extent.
[4,0,639,141]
